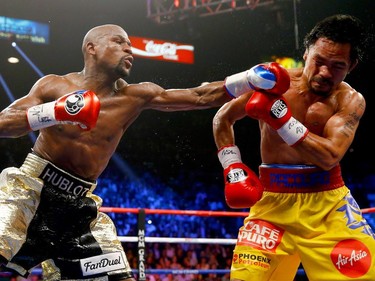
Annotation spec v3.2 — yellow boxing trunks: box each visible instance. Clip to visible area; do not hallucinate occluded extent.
[231,164,375,281]
[0,152,134,280]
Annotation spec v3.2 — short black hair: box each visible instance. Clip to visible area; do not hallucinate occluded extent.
[303,14,367,62]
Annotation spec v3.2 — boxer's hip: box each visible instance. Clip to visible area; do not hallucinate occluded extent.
[20,152,97,196]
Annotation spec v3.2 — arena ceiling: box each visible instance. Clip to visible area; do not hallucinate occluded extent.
[0,0,374,180]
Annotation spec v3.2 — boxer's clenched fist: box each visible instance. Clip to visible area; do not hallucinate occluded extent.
[245,91,309,146]
[224,62,290,98]
[27,90,100,131]
[218,145,263,208]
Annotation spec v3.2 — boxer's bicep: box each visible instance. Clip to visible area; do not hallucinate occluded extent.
[324,92,365,150]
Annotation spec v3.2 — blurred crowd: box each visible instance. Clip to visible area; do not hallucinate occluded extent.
[97,169,244,239]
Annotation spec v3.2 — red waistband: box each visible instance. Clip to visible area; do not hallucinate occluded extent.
[259,164,344,193]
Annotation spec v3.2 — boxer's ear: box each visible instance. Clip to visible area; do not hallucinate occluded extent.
[348,59,358,74]
[86,42,96,55]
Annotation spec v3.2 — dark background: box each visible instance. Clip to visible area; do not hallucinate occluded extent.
[0,0,374,196]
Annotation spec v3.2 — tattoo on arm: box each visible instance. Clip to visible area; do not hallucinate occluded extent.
[340,111,361,138]
[338,96,365,139]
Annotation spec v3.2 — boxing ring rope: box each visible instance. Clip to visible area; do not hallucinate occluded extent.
[361,207,375,214]
[100,206,375,215]
[120,236,237,244]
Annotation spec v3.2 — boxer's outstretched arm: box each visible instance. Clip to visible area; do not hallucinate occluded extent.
[142,81,231,111]
[145,62,289,111]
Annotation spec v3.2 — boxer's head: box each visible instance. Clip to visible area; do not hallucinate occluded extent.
[82,24,134,78]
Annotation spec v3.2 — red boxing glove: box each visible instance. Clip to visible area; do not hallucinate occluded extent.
[245,91,309,146]
[224,62,290,98]
[27,90,100,131]
[252,62,290,95]
[218,145,263,208]
[224,163,263,208]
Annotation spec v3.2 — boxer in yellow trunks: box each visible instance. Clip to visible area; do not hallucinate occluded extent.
[232,164,374,280]
[213,15,375,280]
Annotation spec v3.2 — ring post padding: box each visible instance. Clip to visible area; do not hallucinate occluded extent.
[137,208,146,281]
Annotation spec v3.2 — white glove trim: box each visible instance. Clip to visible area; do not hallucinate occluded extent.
[224,71,253,98]
[277,117,309,146]
[27,101,57,131]
[218,145,242,169]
